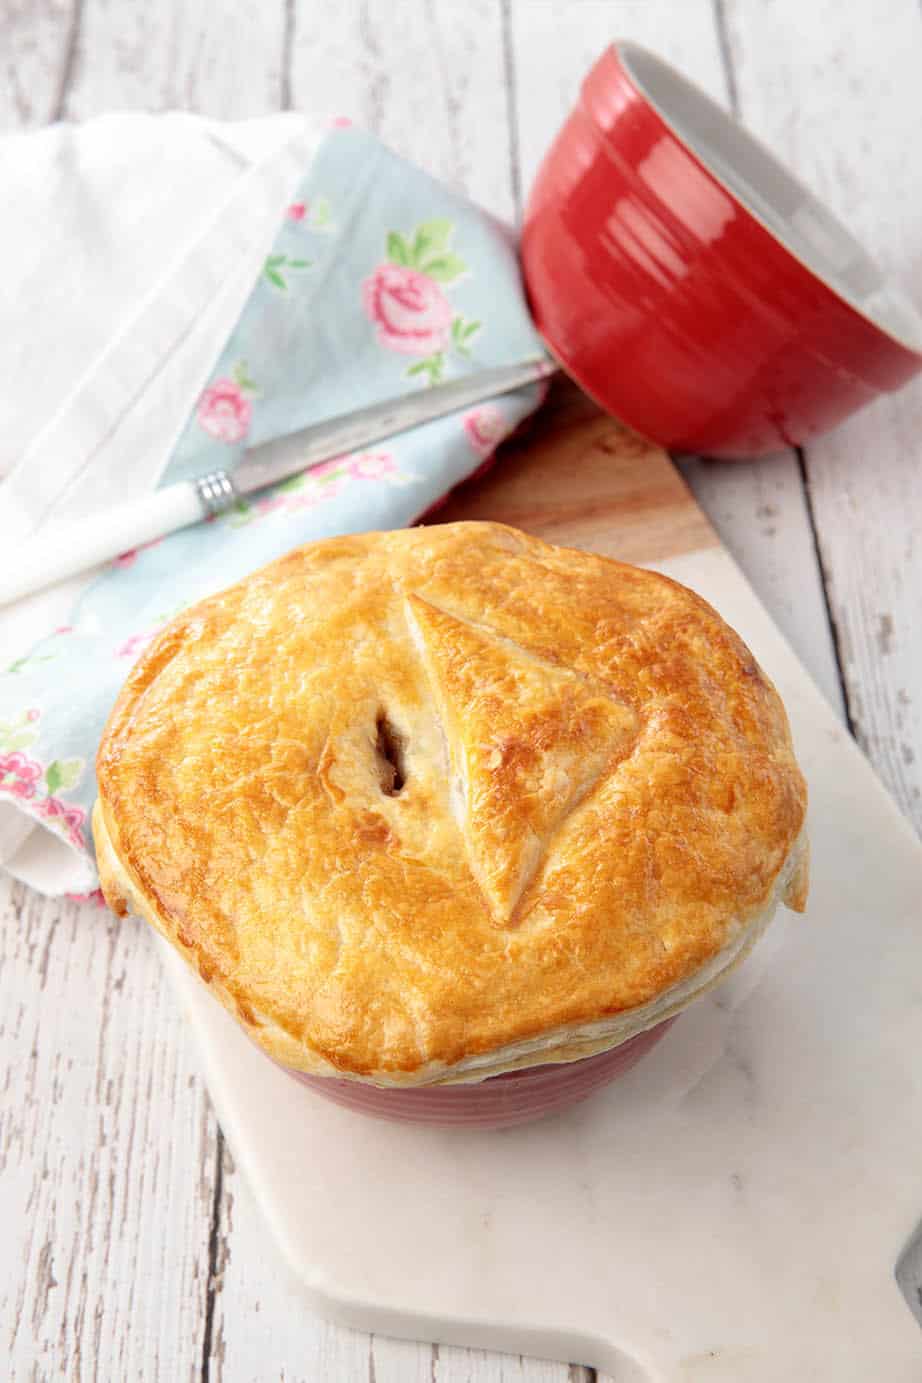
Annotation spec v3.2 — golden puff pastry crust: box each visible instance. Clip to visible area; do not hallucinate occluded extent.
[94,522,808,1086]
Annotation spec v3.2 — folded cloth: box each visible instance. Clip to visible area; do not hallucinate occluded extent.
[0,115,547,896]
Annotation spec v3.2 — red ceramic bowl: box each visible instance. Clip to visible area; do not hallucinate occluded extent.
[522,42,922,458]
[281,1018,676,1129]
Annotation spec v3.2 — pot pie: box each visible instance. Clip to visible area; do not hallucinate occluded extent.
[94,522,808,1087]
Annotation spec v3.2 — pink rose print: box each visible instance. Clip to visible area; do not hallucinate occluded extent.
[287,479,344,510]
[463,406,509,459]
[330,116,353,128]
[38,795,86,849]
[364,220,477,384]
[0,732,87,849]
[197,378,253,444]
[26,708,41,722]
[310,458,343,478]
[347,452,397,480]
[362,265,453,357]
[0,751,43,799]
[287,202,308,221]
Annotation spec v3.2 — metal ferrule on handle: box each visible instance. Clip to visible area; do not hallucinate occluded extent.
[194,470,238,516]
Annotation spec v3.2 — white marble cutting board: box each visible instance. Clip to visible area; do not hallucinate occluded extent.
[163,398,922,1380]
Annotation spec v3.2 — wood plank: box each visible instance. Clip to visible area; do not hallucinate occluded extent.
[0,888,217,1382]
[0,0,77,127]
[721,0,922,830]
[191,1150,384,1383]
[509,0,845,719]
[63,0,287,119]
[676,455,847,714]
[288,0,517,223]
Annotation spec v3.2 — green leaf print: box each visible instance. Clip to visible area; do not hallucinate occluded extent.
[232,360,259,394]
[277,473,308,493]
[375,220,474,381]
[225,499,254,527]
[6,653,55,675]
[387,231,412,266]
[406,353,445,385]
[312,196,332,229]
[45,758,82,794]
[452,316,481,357]
[419,253,466,283]
[263,256,312,291]
[412,218,452,265]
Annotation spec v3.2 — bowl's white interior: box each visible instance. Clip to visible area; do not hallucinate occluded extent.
[618,41,922,352]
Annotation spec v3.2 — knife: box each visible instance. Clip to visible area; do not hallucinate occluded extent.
[0,356,554,607]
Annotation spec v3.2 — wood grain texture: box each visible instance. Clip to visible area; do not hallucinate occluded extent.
[721,0,922,829]
[288,0,517,222]
[63,0,287,119]
[2,0,920,1380]
[677,454,847,715]
[438,381,717,564]
[0,0,78,126]
[0,888,217,1382]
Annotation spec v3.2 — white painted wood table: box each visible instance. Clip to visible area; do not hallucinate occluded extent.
[2,3,921,1379]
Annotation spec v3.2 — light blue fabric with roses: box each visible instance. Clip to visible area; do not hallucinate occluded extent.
[0,126,547,893]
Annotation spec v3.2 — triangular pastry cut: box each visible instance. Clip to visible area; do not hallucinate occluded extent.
[407,594,639,924]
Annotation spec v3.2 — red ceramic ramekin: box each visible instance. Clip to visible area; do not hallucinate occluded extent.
[280,1018,676,1129]
[522,42,922,458]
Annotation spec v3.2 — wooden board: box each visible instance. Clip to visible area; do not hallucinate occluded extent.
[439,383,717,564]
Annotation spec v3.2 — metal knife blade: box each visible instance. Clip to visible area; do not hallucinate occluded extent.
[232,356,555,497]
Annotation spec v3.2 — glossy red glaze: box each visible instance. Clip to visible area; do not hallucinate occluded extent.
[282,1018,676,1129]
[522,44,922,458]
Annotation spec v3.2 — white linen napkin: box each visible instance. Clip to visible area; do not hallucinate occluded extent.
[0,111,321,890]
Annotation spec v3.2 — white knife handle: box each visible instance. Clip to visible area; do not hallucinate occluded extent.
[0,482,205,607]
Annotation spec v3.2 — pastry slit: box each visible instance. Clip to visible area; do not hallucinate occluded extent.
[375,711,407,796]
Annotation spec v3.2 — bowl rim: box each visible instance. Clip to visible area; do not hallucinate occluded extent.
[603,39,922,360]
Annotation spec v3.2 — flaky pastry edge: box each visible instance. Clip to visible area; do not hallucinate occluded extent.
[94,797,808,1088]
